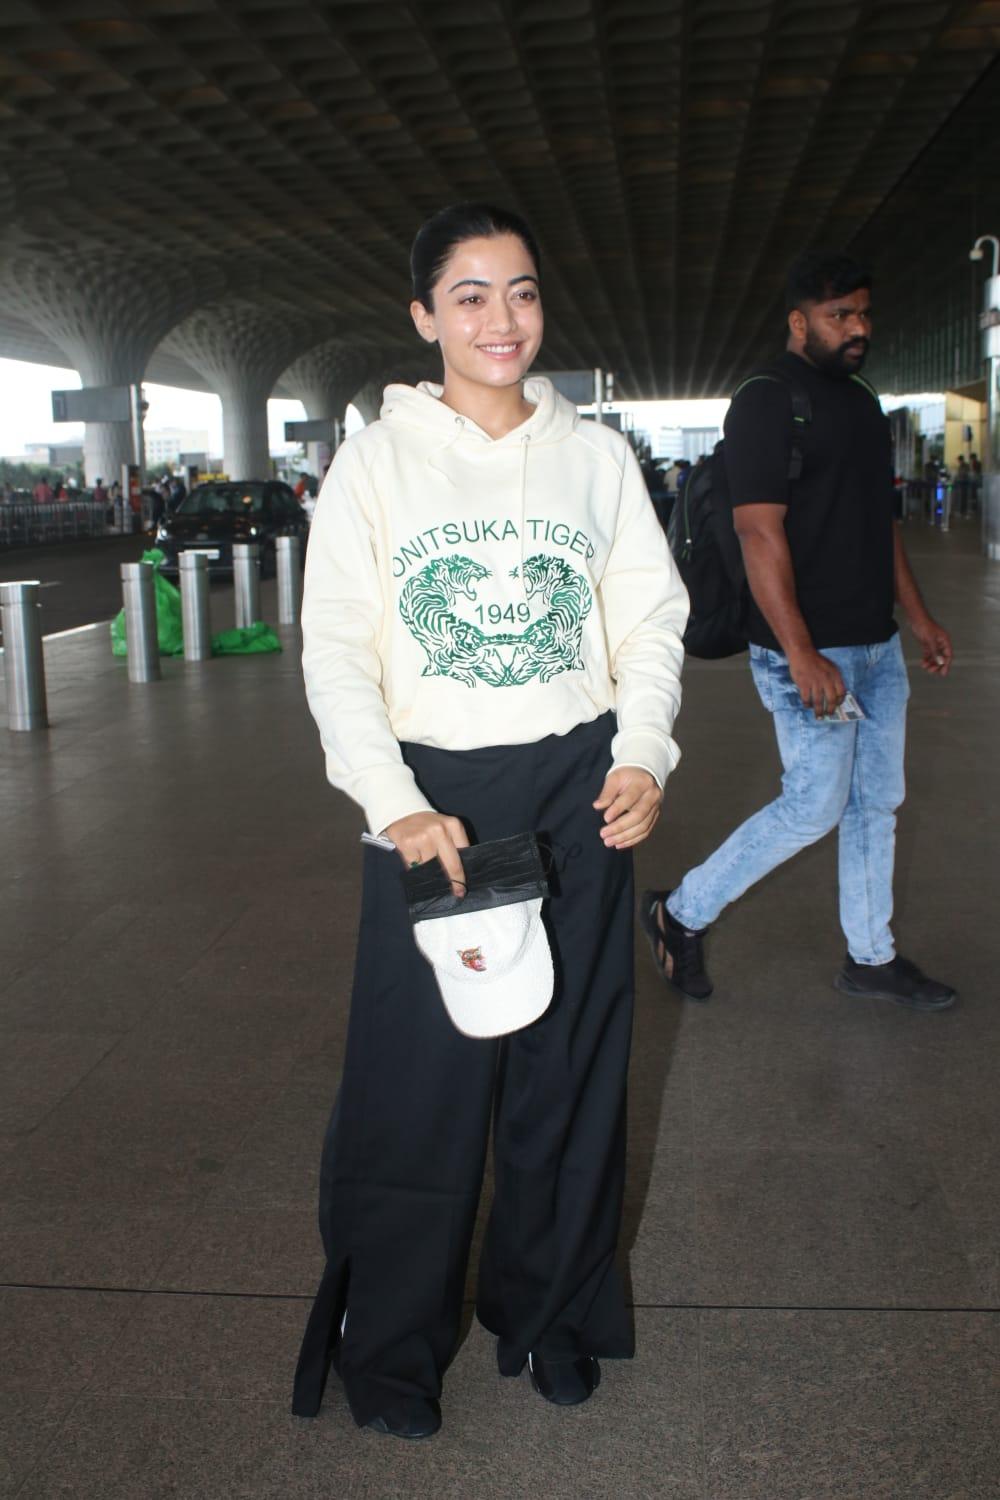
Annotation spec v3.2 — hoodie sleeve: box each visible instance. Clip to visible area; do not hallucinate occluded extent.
[300,438,434,834]
[600,443,689,787]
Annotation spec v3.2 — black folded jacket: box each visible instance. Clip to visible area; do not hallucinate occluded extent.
[401,831,550,924]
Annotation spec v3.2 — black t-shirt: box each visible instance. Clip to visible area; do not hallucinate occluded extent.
[724,351,896,651]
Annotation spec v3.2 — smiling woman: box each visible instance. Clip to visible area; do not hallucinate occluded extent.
[292,202,690,1443]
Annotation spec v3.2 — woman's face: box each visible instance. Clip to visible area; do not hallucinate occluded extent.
[411,233,543,396]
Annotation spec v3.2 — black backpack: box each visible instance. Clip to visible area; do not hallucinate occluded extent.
[666,368,812,660]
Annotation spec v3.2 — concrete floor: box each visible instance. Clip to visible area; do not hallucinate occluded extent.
[1,522,998,1499]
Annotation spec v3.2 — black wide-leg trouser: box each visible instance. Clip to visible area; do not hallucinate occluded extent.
[292,713,635,1427]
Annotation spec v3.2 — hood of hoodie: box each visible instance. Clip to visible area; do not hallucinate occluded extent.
[379,375,578,453]
[378,375,580,594]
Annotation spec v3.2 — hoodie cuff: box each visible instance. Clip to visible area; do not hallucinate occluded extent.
[358,765,435,838]
[610,729,681,791]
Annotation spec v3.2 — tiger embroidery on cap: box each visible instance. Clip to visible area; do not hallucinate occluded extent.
[459,947,487,972]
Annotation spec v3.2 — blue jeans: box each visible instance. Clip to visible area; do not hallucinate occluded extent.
[668,636,910,965]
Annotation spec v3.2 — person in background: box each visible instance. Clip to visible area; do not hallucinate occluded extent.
[643,250,956,1014]
[969,452,982,513]
[660,457,678,495]
[33,474,53,503]
[953,456,970,518]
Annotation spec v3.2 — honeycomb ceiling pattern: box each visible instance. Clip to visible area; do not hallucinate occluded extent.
[0,0,998,399]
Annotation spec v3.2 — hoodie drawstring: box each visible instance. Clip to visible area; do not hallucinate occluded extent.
[425,415,466,486]
[518,432,531,599]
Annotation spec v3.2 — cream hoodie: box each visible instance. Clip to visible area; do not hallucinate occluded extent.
[301,376,689,835]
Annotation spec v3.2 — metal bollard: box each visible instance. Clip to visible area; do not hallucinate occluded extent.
[179,552,212,661]
[0,581,48,731]
[120,561,161,683]
[275,535,302,625]
[233,543,260,629]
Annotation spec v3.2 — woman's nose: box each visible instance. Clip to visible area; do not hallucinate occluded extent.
[487,298,516,332]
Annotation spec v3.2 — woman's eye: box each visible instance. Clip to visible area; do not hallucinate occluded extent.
[459,294,482,305]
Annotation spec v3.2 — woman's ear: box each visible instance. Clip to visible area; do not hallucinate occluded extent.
[410,299,437,344]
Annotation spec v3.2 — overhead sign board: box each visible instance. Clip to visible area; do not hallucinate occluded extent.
[51,385,131,423]
[284,419,334,441]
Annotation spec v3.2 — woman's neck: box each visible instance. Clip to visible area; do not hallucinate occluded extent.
[439,376,535,440]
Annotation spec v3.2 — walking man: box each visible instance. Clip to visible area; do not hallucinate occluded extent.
[643,252,956,1011]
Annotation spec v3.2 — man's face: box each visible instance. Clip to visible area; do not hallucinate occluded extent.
[792,286,872,377]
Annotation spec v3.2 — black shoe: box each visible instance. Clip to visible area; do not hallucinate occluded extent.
[834,954,957,1011]
[363,1396,442,1440]
[639,889,713,1000]
[527,1351,601,1407]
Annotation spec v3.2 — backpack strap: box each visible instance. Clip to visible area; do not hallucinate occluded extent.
[849,373,882,406]
[732,368,812,482]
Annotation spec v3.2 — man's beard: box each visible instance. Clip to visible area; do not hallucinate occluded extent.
[804,330,870,378]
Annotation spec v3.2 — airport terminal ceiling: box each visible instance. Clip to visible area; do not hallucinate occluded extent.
[1,0,999,399]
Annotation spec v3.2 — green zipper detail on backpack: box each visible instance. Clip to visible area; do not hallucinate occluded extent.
[732,373,808,422]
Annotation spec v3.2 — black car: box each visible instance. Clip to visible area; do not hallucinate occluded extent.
[154,480,308,578]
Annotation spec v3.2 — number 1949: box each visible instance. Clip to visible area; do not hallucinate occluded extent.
[474,602,531,625]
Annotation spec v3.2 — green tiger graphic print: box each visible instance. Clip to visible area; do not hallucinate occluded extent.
[399,552,592,688]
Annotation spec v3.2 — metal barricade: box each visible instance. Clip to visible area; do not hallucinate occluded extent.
[179,552,212,661]
[233,543,260,629]
[276,535,301,625]
[0,580,48,731]
[0,500,116,546]
[119,562,161,683]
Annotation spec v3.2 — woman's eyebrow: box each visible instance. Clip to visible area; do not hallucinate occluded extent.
[446,274,540,293]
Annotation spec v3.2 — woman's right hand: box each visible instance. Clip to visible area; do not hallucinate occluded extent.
[383,811,470,898]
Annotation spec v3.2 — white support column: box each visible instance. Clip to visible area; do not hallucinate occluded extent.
[350,352,440,425]
[164,301,328,480]
[278,342,372,474]
[4,251,221,485]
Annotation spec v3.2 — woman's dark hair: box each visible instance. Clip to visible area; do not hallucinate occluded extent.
[785,251,872,312]
[410,202,541,308]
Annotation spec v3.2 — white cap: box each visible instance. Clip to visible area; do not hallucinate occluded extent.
[413,897,553,1039]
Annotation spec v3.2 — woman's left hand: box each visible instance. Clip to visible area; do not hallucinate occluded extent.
[593,767,662,850]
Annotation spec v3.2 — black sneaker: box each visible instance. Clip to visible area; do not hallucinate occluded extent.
[639,889,713,1000]
[834,954,957,1011]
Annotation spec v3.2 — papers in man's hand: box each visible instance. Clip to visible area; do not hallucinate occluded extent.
[829,691,866,722]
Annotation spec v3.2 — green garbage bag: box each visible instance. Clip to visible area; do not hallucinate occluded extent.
[110,548,185,657]
[211,621,283,655]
